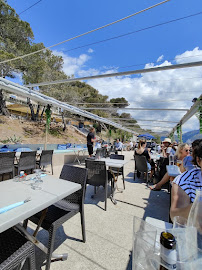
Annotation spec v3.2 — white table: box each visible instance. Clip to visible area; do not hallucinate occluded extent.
[0,175,81,233]
[0,175,81,263]
[98,158,129,204]
[70,147,88,164]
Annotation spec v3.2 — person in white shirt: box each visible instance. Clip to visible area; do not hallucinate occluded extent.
[115,139,123,153]
[162,138,172,157]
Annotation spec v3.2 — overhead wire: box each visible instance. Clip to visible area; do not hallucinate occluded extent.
[19,0,43,15]
[62,11,202,60]
[0,0,169,65]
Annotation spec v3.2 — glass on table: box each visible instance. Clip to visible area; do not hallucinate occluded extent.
[173,216,187,228]
[13,175,20,182]
[34,169,43,183]
[31,181,42,190]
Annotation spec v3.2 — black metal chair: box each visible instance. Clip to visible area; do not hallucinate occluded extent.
[27,165,87,270]
[85,159,112,211]
[0,152,15,181]
[134,155,150,186]
[0,228,35,270]
[109,154,125,189]
[15,151,37,175]
[36,150,54,175]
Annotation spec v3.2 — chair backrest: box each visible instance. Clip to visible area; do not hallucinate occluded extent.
[134,155,148,173]
[85,159,107,186]
[110,154,124,160]
[18,151,37,170]
[0,152,15,174]
[60,165,87,204]
[39,150,53,167]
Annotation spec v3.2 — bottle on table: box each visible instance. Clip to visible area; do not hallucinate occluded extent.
[159,232,177,270]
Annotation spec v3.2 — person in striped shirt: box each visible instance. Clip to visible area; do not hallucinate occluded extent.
[170,140,202,221]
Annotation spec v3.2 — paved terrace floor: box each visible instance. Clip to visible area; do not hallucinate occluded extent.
[27,151,170,270]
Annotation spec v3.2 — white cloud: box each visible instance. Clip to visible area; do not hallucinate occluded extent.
[53,50,91,76]
[157,55,164,62]
[56,47,201,134]
[88,48,94,53]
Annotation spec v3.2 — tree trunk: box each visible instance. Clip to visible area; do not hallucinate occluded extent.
[62,112,66,131]
[35,104,40,121]
[40,106,45,122]
[0,89,10,116]
[27,98,36,121]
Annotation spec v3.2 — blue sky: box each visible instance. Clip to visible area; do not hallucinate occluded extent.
[6,0,202,134]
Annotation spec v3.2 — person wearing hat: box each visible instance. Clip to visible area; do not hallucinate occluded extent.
[162,138,172,158]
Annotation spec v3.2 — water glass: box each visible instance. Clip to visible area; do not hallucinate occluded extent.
[173,216,187,229]
[34,169,43,183]
[31,180,42,190]
[13,175,20,182]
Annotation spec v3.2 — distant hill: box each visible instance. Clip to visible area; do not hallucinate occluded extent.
[160,130,201,143]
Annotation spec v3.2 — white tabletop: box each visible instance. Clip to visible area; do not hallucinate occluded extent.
[0,175,81,233]
[99,158,128,168]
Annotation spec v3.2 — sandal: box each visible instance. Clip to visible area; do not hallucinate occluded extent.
[149,185,161,191]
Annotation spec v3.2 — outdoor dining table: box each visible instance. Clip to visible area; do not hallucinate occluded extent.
[0,174,81,262]
[98,157,129,204]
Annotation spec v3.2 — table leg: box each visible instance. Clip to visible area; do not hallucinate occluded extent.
[73,150,81,165]
[109,168,120,205]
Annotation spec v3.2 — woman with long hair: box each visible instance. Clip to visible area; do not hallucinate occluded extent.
[150,143,190,191]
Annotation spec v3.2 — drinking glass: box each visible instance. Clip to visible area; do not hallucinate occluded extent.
[13,175,20,182]
[31,180,42,190]
[34,169,43,183]
[173,216,187,228]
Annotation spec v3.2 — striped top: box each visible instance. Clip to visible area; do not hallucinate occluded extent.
[173,168,202,203]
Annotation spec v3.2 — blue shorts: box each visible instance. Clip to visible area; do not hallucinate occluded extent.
[147,162,151,171]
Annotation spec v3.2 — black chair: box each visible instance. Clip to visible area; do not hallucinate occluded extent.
[27,165,87,270]
[0,228,35,270]
[85,159,112,211]
[36,150,53,175]
[109,154,125,189]
[134,155,150,186]
[15,151,37,175]
[0,152,15,181]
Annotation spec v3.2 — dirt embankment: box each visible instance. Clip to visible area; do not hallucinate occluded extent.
[0,115,87,145]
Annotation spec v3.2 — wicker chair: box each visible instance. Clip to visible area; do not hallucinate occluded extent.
[109,154,125,189]
[27,165,87,270]
[15,151,37,175]
[0,228,35,270]
[85,159,112,211]
[36,150,53,175]
[0,152,15,181]
[134,155,150,186]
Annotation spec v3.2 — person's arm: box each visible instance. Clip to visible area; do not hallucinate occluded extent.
[170,183,192,222]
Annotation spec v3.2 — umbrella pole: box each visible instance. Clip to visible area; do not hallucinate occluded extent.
[44,124,48,150]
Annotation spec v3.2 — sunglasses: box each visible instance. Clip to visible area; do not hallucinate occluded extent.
[185,149,190,152]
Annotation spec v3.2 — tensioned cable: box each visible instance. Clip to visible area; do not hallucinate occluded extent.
[19,0,43,15]
[62,11,202,58]
[25,60,202,87]
[0,0,169,65]
[89,76,202,87]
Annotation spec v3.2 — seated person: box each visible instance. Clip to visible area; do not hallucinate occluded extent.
[114,139,123,153]
[150,142,191,191]
[161,138,172,158]
[170,140,202,221]
[135,139,155,179]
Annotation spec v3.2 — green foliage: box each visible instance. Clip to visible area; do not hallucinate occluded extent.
[0,1,34,77]
[110,97,129,108]
[1,134,22,144]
